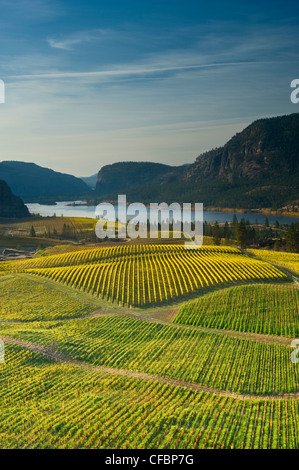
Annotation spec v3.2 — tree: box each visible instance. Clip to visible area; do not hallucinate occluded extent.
[232,214,238,239]
[286,224,299,252]
[30,225,36,237]
[236,219,248,248]
[212,221,221,246]
[232,214,238,227]
[62,223,68,239]
[223,221,230,244]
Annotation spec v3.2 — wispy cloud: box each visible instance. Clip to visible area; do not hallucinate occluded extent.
[47,38,82,51]
[47,28,117,51]
[2,0,62,21]
[9,60,273,81]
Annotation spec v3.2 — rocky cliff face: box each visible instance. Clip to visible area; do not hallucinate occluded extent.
[0,180,30,218]
[184,113,299,183]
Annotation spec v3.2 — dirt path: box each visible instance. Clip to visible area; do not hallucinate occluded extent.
[0,305,293,346]
[152,317,294,346]
[2,273,294,347]
[1,334,298,401]
[87,309,293,346]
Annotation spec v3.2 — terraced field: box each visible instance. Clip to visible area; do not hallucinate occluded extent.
[0,244,298,449]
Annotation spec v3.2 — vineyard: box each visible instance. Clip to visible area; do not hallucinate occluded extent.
[173,284,299,337]
[1,313,299,395]
[1,245,287,307]
[0,242,298,449]
[0,275,94,321]
[248,249,299,276]
[1,343,299,449]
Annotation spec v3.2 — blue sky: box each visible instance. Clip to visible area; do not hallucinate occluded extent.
[0,0,299,176]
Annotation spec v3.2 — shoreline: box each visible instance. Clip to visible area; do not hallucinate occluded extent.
[204,207,299,218]
[83,200,299,217]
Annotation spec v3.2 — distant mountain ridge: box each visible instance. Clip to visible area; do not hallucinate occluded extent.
[94,113,299,210]
[95,161,182,196]
[0,180,30,218]
[0,161,90,201]
[80,174,98,189]
[1,113,298,210]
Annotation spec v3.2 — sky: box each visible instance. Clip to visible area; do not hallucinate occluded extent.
[0,0,299,177]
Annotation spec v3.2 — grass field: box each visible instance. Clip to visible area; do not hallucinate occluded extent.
[0,243,298,448]
[0,216,96,238]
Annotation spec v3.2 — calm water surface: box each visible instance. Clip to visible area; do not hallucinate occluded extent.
[26,201,298,225]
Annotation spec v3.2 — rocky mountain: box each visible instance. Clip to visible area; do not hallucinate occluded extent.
[184,113,299,183]
[94,113,299,210]
[0,180,30,218]
[0,161,91,202]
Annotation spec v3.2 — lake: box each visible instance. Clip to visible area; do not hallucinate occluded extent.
[26,201,298,225]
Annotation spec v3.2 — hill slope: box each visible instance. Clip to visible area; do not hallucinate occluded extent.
[95,161,181,196]
[0,180,30,218]
[0,161,91,201]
